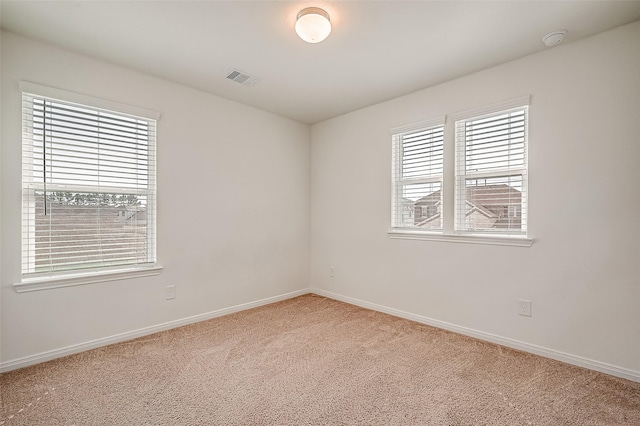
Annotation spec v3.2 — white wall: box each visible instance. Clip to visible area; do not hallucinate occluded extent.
[0,22,3,364]
[310,22,640,376]
[0,32,311,365]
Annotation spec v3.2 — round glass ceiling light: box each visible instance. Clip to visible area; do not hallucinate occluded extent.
[295,7,331,43]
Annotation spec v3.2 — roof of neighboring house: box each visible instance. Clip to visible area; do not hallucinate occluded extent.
[416,213,442,227]
[415,192,441,206]
[464,201,497,219]
[466,184,521,207]
[414,184,522,222]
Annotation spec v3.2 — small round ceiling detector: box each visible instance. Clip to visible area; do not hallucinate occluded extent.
[542,30,568,47]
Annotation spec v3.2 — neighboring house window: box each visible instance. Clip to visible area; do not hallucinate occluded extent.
[455,105,528,236]
[20,82,158,282]
[391,118,444,230]
[421,205,437,219]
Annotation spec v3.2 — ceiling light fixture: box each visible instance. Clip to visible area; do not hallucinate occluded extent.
[295,7,331,43]
[542,30,567,47]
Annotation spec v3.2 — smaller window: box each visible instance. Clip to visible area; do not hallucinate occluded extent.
[391,118,445,231]
[455,105,528,236]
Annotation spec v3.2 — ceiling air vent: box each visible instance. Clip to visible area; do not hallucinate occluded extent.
[225,69,259,86]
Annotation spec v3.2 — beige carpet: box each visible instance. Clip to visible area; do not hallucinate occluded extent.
[1,294,639,425]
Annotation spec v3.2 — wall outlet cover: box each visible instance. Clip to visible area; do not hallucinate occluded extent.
[518,299,532,317]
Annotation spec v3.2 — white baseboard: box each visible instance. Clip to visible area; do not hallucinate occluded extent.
[0,288,308,373]
[309,288,640,383]
[4,287,639,384]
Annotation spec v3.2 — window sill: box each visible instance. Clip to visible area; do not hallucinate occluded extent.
[388,230,533,247]
[14,265,163,293]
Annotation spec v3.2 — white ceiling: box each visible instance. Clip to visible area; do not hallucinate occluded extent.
[2,1,640,124]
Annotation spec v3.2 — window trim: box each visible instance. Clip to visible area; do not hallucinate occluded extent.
[388,96,533,246]
[14,265,164,293]
[19,81,160,121]
[17,81,161,291]
[387,229,533,247]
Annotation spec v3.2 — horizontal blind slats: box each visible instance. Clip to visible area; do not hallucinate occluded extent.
[455,106,528,235]
[30,98,151,129]
[27,132,152,158]
[22,91,157,276]
[392,122,444,230]
[401,126,444,180]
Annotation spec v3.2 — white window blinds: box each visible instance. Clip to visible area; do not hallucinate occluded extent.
[455,105,528,235]
[391,119,444,230]
[21,88,157,278]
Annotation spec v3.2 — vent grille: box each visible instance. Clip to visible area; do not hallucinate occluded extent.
[225,69,259,86]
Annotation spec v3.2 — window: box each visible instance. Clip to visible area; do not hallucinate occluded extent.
[391,118,444,230]
[20,82,159,286]
[455,106,528,236]
[389,96,531,246]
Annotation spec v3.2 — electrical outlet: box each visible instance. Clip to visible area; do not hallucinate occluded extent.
[165,285,176,300]
[329,267,335,278]
[518,299,532,317]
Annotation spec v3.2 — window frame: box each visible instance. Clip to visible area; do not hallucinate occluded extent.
[15,82,162,292]
[454,105,529,237]
[388,96,533,247]
[390,117,445,231]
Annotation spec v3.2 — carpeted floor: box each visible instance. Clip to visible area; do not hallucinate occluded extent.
[1,294,639,425]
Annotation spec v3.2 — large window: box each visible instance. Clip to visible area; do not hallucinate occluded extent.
[20,83,158,284]
[390,97,530,245]
[391,118,444,230]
